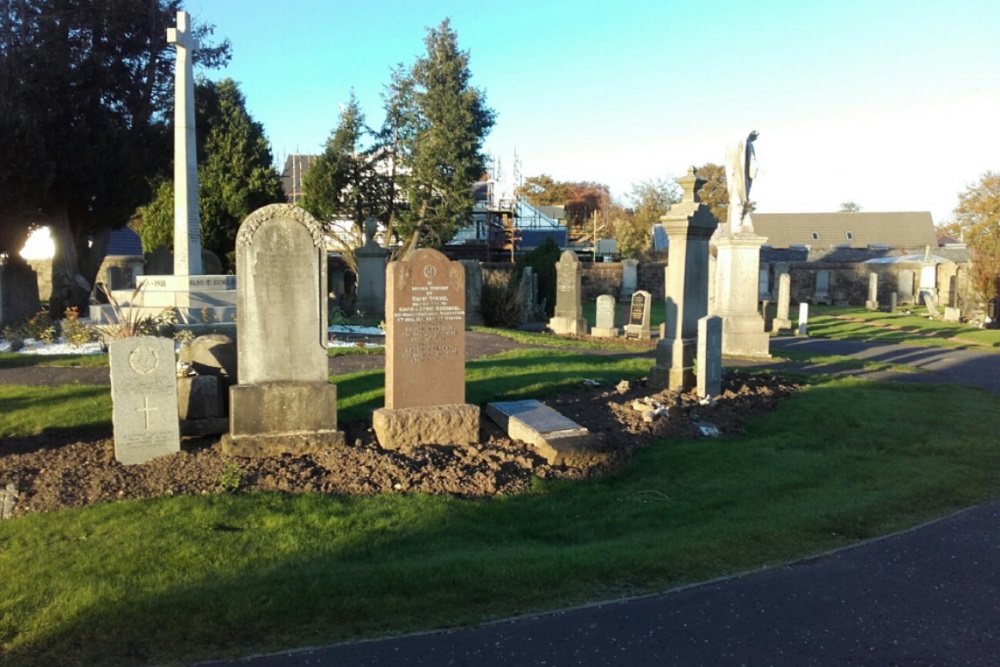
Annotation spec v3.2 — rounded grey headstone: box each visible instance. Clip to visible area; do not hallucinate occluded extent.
[179,334,237,384]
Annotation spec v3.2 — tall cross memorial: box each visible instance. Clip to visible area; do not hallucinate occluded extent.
[167,10,202,276]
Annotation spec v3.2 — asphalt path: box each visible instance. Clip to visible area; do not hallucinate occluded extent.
[203,337,1000,667]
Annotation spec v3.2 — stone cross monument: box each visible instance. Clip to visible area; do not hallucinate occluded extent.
[167,10,202,276]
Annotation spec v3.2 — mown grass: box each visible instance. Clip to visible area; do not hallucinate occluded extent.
[804,306,1000,350]
[0,385,112,438]
[470,326,655,352]
[582,299,666,329]
[2,377,998,666]
[0,352,108,369]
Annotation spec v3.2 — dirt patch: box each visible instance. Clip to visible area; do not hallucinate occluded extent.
[0,370,797,518]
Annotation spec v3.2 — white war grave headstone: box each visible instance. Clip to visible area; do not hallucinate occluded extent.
[110,337,180,465]
[373,248,479,449]
[591,294,619,338]
[222,204,343,456]
[797,302,809,336]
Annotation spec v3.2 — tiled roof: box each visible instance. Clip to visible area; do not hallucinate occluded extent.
[752,211,937,249]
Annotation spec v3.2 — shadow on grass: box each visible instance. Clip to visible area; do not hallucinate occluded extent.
[0,353,108,369]
[4,380,1000,666]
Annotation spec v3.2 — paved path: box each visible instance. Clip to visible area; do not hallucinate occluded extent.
[204,337,1000,667]
[207,500,1000,666]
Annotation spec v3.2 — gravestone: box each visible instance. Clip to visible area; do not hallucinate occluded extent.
[222,204,343,457]
[943,306,961,322]
[866,272,879,311]
[177,333,235,436]
[591,294,619,338]
[623,290,652,339]
[548,251,588,335]
[373,247,479,449]
[772,265,792,332]
[620,259,639,302]
[897,269,915,305]
[110,337,180,465]
[520,267,539,323]
[485,400,603,466]
[890,291,898,314]
[460,260,485,326]
[812,270,832,305]
[925,293,941,319]
[354,218,389,320]
[758,264,771,301]
[797,302,809,336]
[0,259,41,327]
[697,315,723,399]
[651,168,719,390]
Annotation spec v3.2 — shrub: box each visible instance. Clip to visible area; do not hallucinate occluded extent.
[62,307,95,347]
[23,311,59,344]
[515,237,561,317]
[481,271,525,328]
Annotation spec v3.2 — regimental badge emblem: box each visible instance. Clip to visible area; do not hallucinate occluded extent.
[129,346,159,374]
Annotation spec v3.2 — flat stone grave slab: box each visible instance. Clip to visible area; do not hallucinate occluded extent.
[485,399,604,466]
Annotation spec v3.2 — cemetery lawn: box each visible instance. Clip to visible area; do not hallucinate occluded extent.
[804,306,1000,349]
[3,369,1000,665]
[0,352,108,369]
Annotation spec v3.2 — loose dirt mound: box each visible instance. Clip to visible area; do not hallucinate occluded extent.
[0,370,797,517]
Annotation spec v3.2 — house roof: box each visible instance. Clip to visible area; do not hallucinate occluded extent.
[752,211,937,249]
[107,227,143,256]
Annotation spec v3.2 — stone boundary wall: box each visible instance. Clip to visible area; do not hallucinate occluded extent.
[482,260,667,302]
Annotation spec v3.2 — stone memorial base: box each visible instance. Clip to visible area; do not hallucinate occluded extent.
[649,337,695,391]
[90,274,237,326]
[178,375,228,436]
[590,326,619,338]
[485,400,605,466]
[623,324,651,340]
[222,382,344,457]
[720,314,771,357]
[373,404,480,450]
[548,316,588,335]
[771,317,792,333]
[866,300,879,311]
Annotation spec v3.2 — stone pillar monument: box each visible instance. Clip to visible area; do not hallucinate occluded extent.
[548,251,588,335]
[354,218,389,320]
[772,264,792,332]
[167,10,202,276]
[650,168,718,391]
[713,130,770,358]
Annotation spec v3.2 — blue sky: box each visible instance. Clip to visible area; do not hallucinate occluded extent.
[183,0,999,224]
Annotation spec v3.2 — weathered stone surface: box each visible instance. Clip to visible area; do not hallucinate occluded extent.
[355,219,389,320]
[591,294,619,338]
[177,375,223,420]
[485,400,604,466]
[110,337,180,465]
[460,260,485,326]
[620,258,638,302]
[812,269,832,305]
[0,483,18,520]
[385,248,466,410]
[178,333,236,383]
[373,404,480,449]
[623,290,652,339]
[227,204,342,455]
[549,251,588,335]
[697,315,723,399]
[772,265,792,332]
[797,302,809,336]
[866,272,879,311]
[714,233,770,357]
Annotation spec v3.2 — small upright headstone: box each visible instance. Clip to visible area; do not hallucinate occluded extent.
[222,204,344,457]
[374,248,479,449]
[697,315,723,399]
[866,272,879,311]
[623,290,652,339]
[897,269,915,305]
[797,302,809,336]
[548,251,588,335]
[890,291,898,314]
[460,259,484,326]
[772,266,791,332]
[591,294,619,338]
[925,293,941,319]
[520,267,538,323]
[620,259,639,302]
[110,336,180,465]
[812,270,831,305]
[943,306,961,322]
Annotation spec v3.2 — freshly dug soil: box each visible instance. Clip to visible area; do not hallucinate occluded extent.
[0,370,797,517]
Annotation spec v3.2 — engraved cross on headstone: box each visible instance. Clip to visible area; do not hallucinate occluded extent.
[167,10,203,276]
[136,396,159,430]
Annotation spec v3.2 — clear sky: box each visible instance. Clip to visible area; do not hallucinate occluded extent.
[183,0,999,224]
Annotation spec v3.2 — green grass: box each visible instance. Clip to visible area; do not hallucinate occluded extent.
[470,326,655,352]
[0,352,108,369]
[2,378,999,666]
[0,385,112,437]
[774,348,919,374]
[334,348,651,423]
[327,344,385,357]
[582,300,666,329]
[803,306,1000,350]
